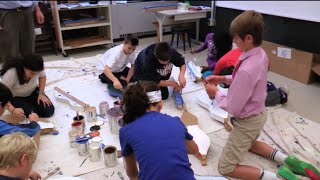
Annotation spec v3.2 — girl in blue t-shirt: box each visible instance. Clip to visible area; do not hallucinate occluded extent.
[119,81,198,180]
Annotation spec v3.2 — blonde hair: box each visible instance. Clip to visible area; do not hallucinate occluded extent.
[0,132,37,169]
[230,10,264,46]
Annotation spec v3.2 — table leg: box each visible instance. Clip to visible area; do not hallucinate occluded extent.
[196,19,200,41]
[155,13,167,42]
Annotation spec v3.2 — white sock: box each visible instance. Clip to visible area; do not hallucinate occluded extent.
[260,169,280,180]
[270,149,288,164]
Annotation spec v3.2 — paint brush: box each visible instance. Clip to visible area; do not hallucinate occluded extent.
[76,111,80,120]
[79,156,89,167]
[42,167,60,180]
[201,75,212,85]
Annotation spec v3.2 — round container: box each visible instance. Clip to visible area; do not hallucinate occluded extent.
[71,121,84,135]
[73,115,85,128]
[95,121,104,126]
[104,145,118,167]
[89,142,102,162]
[85,106,97,122]
[107,106,123,135]
[69,129,80,148]
[99,101,109,117]
[90,125,101,131]
[113,101,122,108]
[76,140,89,156]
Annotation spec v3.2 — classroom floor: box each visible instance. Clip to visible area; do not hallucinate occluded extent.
[42,35,320,124]
[18,34,319,179]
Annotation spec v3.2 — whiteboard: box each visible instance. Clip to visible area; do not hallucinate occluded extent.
[216,1,320,23]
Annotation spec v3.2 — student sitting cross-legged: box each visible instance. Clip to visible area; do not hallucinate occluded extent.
[0,53,54,121]
[97,34,139,92]
[119,81,198,180]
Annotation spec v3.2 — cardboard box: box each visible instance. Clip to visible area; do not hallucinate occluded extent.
[262,41,320,84]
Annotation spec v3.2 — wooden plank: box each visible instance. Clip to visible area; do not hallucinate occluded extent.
[144,6,177,12]
[64,36,106,47]
[63,20,99,27]
[54,87,88,107]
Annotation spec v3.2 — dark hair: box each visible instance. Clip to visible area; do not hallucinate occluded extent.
[219,66,235,76]
[0,83,13,108]
[215,31,233,60]
[122,81,160,125]
[230,10,264,46]
[124,34,139,46]
[154,42,172,61]
[0,53,44,85]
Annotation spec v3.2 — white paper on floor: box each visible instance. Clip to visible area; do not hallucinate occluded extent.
[32,55,320,178]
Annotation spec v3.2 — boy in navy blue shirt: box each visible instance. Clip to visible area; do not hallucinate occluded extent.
[132,42,186,100]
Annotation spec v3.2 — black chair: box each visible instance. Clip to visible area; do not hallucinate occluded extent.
[171,25,192,52]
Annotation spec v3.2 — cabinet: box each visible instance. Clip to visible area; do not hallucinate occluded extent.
[35,2,57,54]
[51,1,113,57]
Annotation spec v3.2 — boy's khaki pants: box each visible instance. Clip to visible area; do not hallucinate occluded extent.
[218,111,267,175]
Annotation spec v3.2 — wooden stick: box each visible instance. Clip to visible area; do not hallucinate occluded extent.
[42,167,60,180]
[54,87,89,108]
[73,166,106,177]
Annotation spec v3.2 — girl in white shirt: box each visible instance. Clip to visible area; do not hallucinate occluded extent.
[0,53,54,120]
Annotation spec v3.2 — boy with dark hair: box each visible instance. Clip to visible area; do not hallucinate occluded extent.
[0,83,40,138]
[132,42,186,100]
[204,10,319,180]
[97,34,139,90]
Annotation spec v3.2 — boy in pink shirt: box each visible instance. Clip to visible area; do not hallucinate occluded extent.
[204,10,319,180]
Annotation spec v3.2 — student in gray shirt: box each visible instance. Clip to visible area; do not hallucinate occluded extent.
[0,53,54,120]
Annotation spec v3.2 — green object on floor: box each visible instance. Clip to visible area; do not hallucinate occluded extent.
[107,84,124,99]
[284,155,320,180]
[277,166,299,180]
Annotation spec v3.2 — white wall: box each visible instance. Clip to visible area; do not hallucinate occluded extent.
[216,1,320,23]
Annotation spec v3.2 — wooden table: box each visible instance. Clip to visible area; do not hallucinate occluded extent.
[154,8,211,42]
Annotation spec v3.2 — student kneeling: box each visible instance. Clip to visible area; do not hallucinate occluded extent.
[120,82,198,180]
[97,34,139,90]
[132,42,186,100]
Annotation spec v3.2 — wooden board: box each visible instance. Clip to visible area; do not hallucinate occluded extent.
[63,20,99,27]
[144,6,177,12]
[64,36,106,47]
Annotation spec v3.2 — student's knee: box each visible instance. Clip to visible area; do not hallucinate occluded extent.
[160,87,169,100]
[40,105,55,117]
[46,105,55,117]
[161,93,169,100]
[218,161,236,176]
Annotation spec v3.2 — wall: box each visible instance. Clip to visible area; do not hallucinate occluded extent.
[192,1,320,54]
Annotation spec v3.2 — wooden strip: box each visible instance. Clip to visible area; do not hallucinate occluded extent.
[54,87,88,107]
[144,6,177,12]
[63,20,99,27]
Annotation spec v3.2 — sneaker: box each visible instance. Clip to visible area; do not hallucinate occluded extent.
[277,165,299,180]
[279,85,289,95]
[284,155,320,180]
[279,85,289,104]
